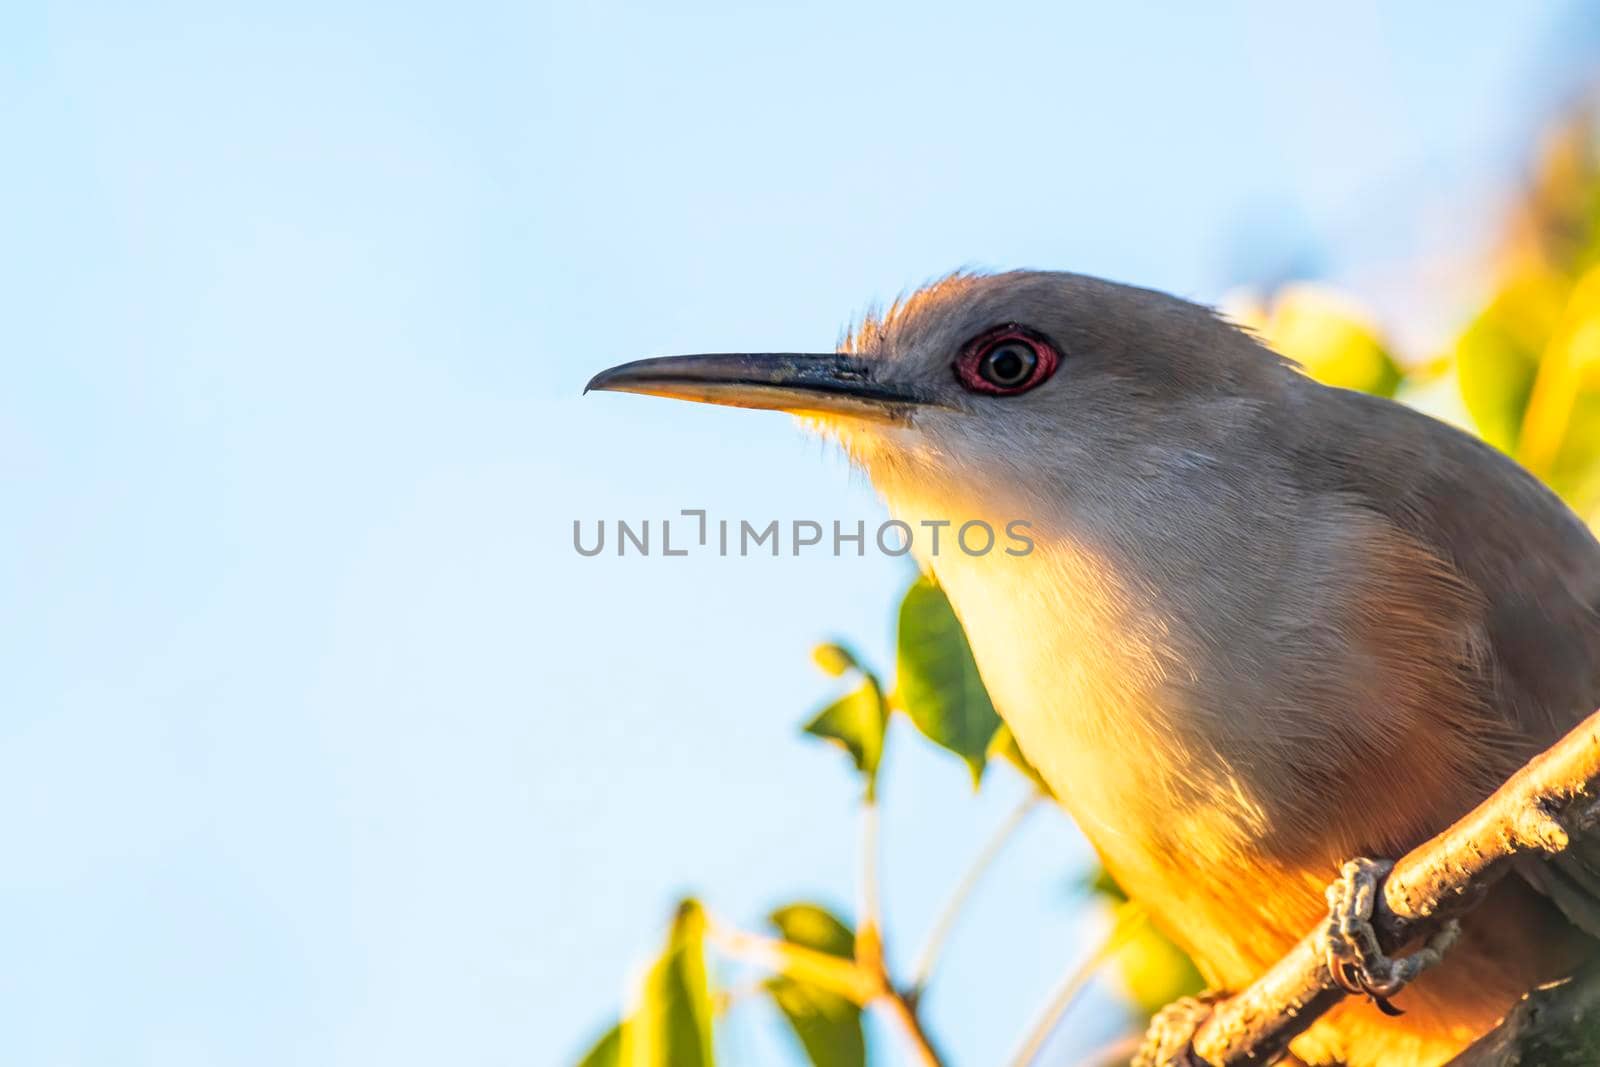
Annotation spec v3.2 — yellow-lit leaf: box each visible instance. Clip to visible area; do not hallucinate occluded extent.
[575,1023,622,1067]
[619,900,714,1067]
[811,642,862,678]
[1547,389,1600,511]
[1518,267,1600,503]
[1085,869,1204,1017]
[1456,270,1566,452]
[1112,907,1206,1017]
[987,723,1052,797]
[766,904,865,1067]
[802,680,888,800]
[1261,284,1400,397]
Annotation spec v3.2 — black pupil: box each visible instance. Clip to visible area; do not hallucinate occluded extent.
[984,343,1034,386]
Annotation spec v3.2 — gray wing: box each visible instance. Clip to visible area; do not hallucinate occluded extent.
[1292,385,1600,933]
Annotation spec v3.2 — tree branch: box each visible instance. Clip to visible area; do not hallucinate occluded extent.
[1007,900,1150,1067]
[911,790,1042,995]
[1182,707,1600,1066]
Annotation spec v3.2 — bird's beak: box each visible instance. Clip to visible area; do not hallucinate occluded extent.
[584,353,933,423]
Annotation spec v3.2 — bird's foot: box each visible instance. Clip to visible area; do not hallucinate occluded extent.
[1131,990,1222,1067]
[1321,857,1460,1014]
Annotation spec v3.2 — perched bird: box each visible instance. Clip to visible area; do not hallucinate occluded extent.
[587,271,1600,1067]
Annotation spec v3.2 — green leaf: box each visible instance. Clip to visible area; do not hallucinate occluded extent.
[575,1023,622,1067]
[811,642,863,678]
[619,899,715,1067]
[1456,273,1564,452]
[986,723,1053,797]
[1546,389,1600,509]
[769,904,856,958]
[766,905,865,1067]
[1516,267,1600,508]
[1083,868,1204,1017]
[1113,910,1206,1017]
[895,576,1002,785]
[1265,285,1401,397]
[802,680,888,800]
[1457,314,1540,452]
[1084,864,1127,904]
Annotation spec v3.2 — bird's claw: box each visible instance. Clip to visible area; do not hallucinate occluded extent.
[1321,857,1459,1013]
[1131,991,1221,1067]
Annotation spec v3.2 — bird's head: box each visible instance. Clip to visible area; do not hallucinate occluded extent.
[587,270,1294,544]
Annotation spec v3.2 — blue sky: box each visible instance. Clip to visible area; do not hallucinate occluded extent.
[3,2,1594,1064]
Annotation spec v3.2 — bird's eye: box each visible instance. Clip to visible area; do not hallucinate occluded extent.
[982,343,1035,387]
[954,326,1060,395]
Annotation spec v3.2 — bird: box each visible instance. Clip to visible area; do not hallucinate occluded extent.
[586,270,1600,1067]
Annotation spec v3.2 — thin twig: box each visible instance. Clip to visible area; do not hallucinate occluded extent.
[708,913,947,1064]
[1005,900,1150,1067]
[859,798,882,942]
[878,985,950,1067]
[910,790,1043,995]
[705,918,882,1004]
[711,980,767,1015]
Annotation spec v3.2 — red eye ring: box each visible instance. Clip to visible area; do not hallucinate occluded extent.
[953,324,1060,395]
